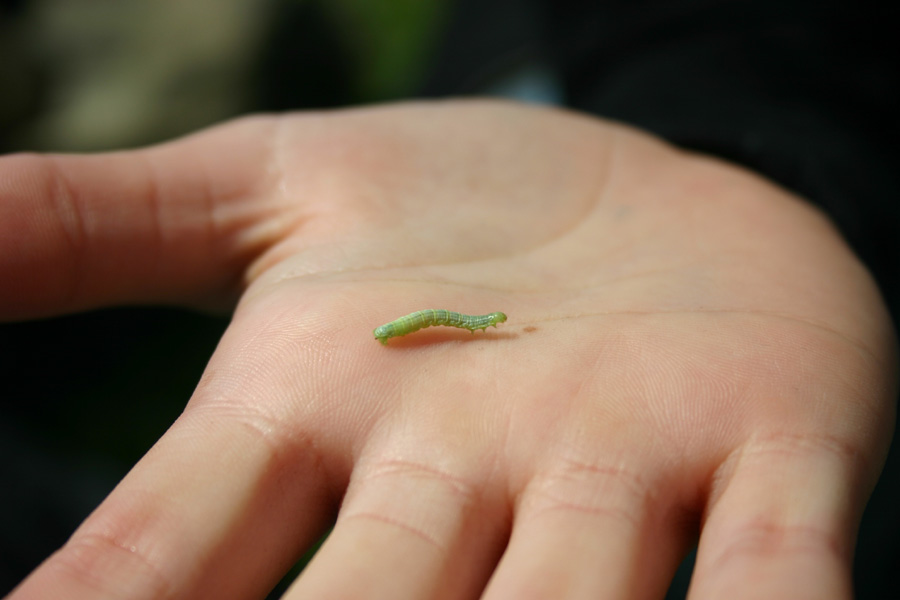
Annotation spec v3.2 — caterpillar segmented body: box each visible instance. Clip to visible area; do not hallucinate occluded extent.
[374,310,507,345]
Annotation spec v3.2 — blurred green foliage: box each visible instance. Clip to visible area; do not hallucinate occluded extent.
[326,0,448,101]
[0,0,449,152]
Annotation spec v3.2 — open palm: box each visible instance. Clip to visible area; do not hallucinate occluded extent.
[4,100,896,599]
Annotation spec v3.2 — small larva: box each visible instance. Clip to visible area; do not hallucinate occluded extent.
[374,309,507,345]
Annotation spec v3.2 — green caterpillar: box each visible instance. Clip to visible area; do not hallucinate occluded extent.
[374,309,507,345]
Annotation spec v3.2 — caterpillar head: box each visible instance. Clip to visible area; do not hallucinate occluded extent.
[373,323,393,344]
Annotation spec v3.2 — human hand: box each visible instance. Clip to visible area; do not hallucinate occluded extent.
[3,100,896,599]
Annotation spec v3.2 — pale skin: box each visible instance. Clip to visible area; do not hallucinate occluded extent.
[1,100,896,599]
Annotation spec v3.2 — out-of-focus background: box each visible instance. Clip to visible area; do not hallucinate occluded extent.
[1,1,897,598]
[0,0,452,152]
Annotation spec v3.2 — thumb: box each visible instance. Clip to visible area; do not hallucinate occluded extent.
[0,116,279,320]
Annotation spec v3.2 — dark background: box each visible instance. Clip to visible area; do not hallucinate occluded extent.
[2,0,897,597]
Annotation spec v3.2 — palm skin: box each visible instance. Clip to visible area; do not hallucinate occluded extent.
[3,100,896,599]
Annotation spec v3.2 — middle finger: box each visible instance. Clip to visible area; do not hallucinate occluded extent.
[282,432,508,600]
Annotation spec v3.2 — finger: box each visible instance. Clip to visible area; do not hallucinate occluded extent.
[0,116,278,319]
[9,414,333,600]
[10,419,329,600]
[7,315,340,600]
[689,433,870,600]
[283,445,506,600]
[482,454,686,600]
[8,407,336,600]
